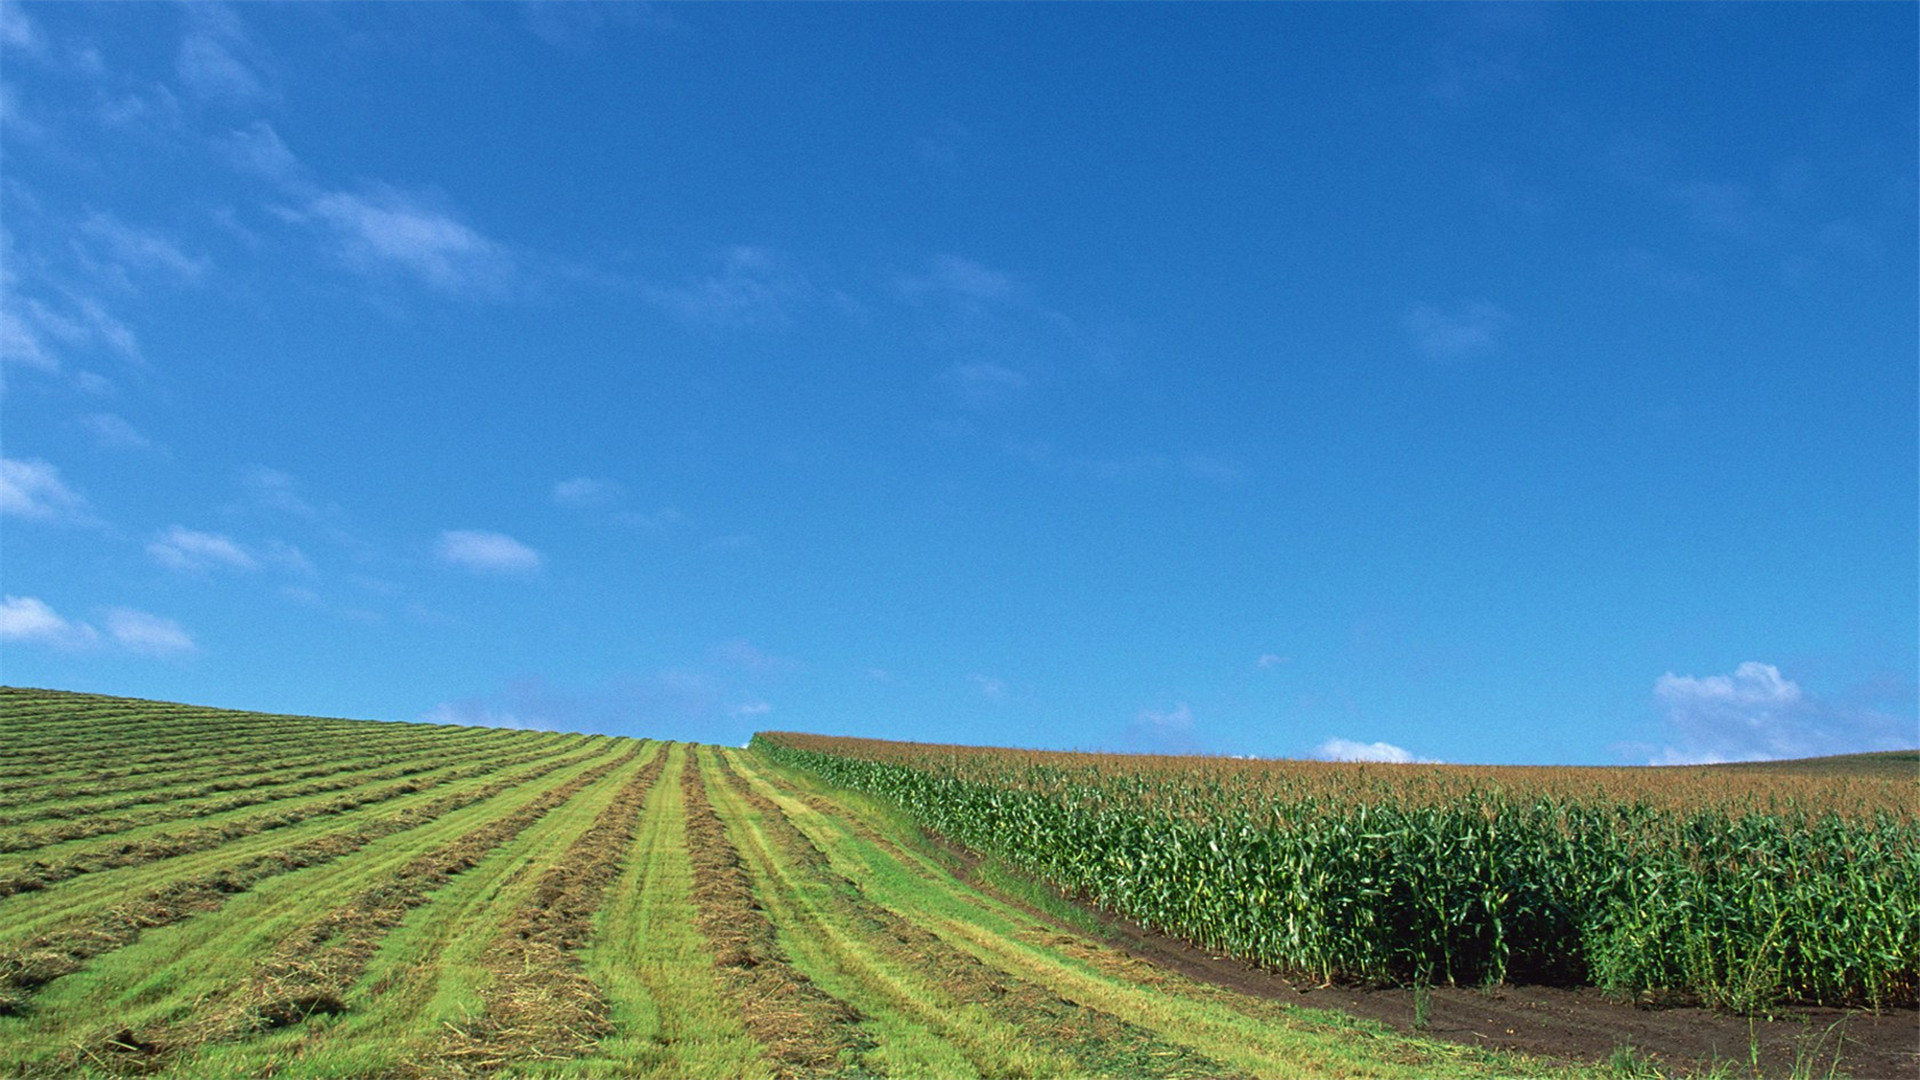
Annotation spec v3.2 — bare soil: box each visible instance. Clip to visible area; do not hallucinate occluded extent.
[1078,902,1919,1078]
[876,816,1917,1078]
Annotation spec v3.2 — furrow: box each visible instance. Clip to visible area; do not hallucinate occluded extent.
[0,741,618,1014]
[721,753,1240,1080]
[421,745,669,1074]
[683,748,869,1079]
[0,742,580,897]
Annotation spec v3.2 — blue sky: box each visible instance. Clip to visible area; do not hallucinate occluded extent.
[2,2,1914,765]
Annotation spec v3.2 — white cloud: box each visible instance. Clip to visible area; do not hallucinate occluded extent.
[1137,702,1194,733]
[1,3,44,56]
[1647,661,1905,765]
[147,526,306,577]
[0,305,55,370]
[1312,737,1440,764]
[305,188,511,296]
[1406,300,1510,360]
[242,466,322,518]
[898,255,1016,306]
[1256,653,1291,669]
[0,457,92,523]
[79,212,208,284]
[971,674,1007,701]
[648,245,813,326]
[175,5,275,107]
[80,412,155,452]
[422,699,547,731]
[0,595,99,649]
[1,293,141,369]
[436,529,542,575]
[729,700,772,718]
[1121,701,1203,754]
[103,607,196,657]
[221,120,303,183]
[149,526,258,573]
[552,476,621,509]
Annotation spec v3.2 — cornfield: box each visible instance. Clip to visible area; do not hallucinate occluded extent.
[753,733,1920,1012]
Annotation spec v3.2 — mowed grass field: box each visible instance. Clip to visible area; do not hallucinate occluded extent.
[1,688,1583,1079]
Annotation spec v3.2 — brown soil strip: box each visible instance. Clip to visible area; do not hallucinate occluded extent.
[725,758,1241,1080]
[422,747,669,1074]
[917,817,1920,1079]
[0,744,571,897]
[764,762,1920,1078]
[0,743,616,1016]
[683,751,869,1079]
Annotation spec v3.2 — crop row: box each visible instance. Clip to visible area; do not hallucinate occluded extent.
[756,733,1920,1012]
[0,739,626,1014]
[0,731,557,829]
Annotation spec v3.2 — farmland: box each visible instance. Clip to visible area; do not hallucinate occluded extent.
[2,688,1915,1078]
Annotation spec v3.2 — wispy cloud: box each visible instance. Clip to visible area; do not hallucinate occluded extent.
[552,476,623,509]
[221,120,304,185]
[898,255,1016,307]
[1256,653,1291,669]
[647,245,818,327]
[1121,702,1202,754]
[175,4,276,108]
[149,526,257,573]
[146,525,310,576]
[0,457,94,524]
[303,187,513,296]
[970,674,1007,701]
[0,595,99,649]
[1647,661,1909,764]
[0,290,142,371]
[1312,737,1440,764]
[1406,300,1510,361]
[436,529,543,575]
[78,212,209,286]
[422,698,548,731]
[80,412,156,453]
[242,466,327,519]
[104,607,198,657]
[0,3,45,57]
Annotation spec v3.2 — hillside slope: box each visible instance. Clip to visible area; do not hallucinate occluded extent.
[0,688,1562,1078]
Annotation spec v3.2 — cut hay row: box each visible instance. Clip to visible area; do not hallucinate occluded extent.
[0,752,514,858]
[0,693,380,758]
[80,743,656,1073]
[0,733,554,834]
[0,741,617,936]
[0,740,627,1015]
[714,751,1235,1079]
[0,726,534,815]
[424,745,670,1074]
[0,739,596,896]
[682,747,868,1078]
